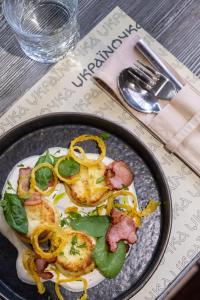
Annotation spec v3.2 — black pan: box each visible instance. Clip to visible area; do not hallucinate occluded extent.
[0,113,172,300]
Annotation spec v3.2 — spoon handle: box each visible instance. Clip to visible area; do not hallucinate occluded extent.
[136,39,183,91]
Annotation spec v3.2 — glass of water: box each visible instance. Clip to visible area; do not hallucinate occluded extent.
[3,0,80,63]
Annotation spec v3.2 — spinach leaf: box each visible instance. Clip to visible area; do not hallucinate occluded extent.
[93,237,126,278]
[69,215,110,238]
[35,167,53,191]
[1,193,28,234]
[58,158,80,177]
[35,151,54,190]
[35,150,55,166]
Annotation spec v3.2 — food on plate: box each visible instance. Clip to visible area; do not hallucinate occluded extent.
[56,231,95,277]
[67,162,108,206]
[18,199,58,242]
[105,160,134,190]
[0,134,159,300]
[106,208,137,252]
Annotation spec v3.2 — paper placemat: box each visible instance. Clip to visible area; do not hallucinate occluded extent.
[1,7,200,300]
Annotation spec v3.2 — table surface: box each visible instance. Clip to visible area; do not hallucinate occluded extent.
[0,0,200,299]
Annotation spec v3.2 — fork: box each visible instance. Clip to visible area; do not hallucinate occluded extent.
[127,60,177,100]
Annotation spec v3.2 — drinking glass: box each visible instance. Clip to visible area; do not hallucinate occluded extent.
[3,0,80,63]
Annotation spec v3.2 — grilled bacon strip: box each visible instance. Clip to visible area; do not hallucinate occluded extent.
[35,257,57,279]
[105,161,134,190]
[106,208,137,252]
[24,193,42,206]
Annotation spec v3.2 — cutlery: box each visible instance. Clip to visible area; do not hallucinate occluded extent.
[118,68,161,114]
[128,60,177,100]
[135,39,184,91]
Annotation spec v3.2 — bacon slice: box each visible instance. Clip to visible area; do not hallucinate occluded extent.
[18,167,43,205]
[105,160,134,190]
[34,257,56,279]
[106,208,137,252]
[24,192,42,206]
[18,167,32,192]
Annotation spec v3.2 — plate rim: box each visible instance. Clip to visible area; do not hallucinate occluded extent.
[0,112,172,300]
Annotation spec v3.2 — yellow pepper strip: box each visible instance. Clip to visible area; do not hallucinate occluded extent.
[69,135,106,167]
[114,203,141,227]
[30,162,58,196]
[54,267,64,300]
[106,190,159,228]
[92,186,109,193]
[65,206,78,214]
[22,250,45,294]
[137,199,160,217]
[54,156,81,184]
[29,257,46,294]
[106,190,139,216]
[31,224,66,259]
[54,269,68,300]
[54,267,88,300]
[73,146,87,159]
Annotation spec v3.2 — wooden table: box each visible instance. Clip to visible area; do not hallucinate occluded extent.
[0,0,200,299]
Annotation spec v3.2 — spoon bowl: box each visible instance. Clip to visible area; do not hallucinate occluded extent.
[118,68,161,113]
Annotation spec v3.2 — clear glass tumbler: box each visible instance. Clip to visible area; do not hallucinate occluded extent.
[3,0,80,63]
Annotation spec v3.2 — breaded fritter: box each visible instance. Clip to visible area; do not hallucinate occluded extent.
[17,200,58,242]
[56,231,95,277]
[67,163,108,206]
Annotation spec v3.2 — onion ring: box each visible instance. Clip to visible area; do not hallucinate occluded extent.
[31,224,66,259]
[69,135,106,167]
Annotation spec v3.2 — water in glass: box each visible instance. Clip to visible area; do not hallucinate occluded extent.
[3,0,80,63]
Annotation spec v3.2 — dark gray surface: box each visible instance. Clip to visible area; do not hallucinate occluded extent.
[0,0,199,298]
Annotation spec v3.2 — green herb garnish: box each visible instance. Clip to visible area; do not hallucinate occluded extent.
[54,149,61,155]
[77,242,87,249]
[53,192,66,205]
[36,150,55,166]
[70,235,80,255]
[60,211,81,227]
[70,235,87,255]
[60,218,69,227]
[17,164,25,168]
[96,176,105,184]
[122,184,129,190]
[100,132,110,140]
[6,181,15,192]
[88,205,105,216]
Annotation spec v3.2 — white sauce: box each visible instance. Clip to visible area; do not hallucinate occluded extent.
[0,147,137,292]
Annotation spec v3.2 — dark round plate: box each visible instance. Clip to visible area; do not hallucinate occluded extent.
[0,113,172,300]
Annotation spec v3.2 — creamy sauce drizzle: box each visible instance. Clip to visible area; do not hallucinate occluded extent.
[0,147,137,292]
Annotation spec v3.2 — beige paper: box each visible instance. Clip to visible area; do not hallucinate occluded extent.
[94,33,200,177]
[1,7,200,300]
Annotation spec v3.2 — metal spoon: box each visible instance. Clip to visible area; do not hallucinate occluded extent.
[117,68,161,113]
